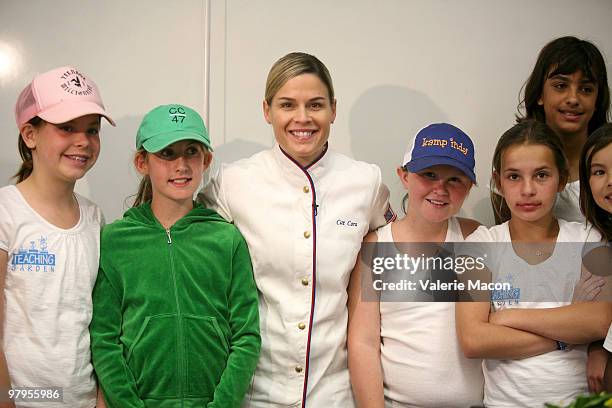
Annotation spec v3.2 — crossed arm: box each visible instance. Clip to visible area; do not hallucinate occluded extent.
[456,263,612,360]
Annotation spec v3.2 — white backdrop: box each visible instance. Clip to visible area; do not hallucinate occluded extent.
[1,0,611,224]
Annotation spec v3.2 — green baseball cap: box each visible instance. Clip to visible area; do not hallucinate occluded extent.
[136,104,212,152]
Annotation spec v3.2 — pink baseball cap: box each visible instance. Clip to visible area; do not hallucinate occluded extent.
[14,66,115,128]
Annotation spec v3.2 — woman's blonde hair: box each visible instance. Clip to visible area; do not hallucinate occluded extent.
[265,52,334,105]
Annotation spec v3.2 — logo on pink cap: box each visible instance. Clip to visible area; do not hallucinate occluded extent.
[58,68,95,96]
[15,66,115,128]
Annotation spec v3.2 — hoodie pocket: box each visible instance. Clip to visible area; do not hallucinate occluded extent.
[184,315,230,397]
[126,314,179,398]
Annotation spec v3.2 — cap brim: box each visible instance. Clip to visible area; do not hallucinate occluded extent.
[141,131,213,153]
[38,100,116,127]
[406,156,477,184]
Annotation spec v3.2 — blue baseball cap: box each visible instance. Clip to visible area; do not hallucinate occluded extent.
[402,123,476,183]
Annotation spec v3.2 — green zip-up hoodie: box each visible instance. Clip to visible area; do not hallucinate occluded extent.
[90,203,260,408]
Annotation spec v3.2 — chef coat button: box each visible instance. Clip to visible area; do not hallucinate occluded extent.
[301,277,309,286]
[295,365,303,373]
[298,322,306,330]
[303,231,311,239]
[303,185,310,193]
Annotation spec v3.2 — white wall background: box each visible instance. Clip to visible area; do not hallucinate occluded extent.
[0,0,208,220]
[1,0,611,224]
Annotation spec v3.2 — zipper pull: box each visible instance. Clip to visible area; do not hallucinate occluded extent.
[165,228,172,244]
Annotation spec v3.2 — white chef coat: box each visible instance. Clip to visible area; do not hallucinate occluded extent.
[201,143,394,408]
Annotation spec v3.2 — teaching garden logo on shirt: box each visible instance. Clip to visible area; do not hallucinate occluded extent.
[10,236,56,272]
[491,272,520,308]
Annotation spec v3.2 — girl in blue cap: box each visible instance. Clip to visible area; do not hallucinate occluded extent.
[90,104,260,408]
[348,123,484,407]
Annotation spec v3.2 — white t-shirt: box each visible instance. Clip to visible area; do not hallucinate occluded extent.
[0,185,102,408]
[377,217,484,408]
[465,219,600,408]
[554,180,584,223]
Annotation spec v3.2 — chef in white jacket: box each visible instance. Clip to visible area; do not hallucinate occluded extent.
[201,52,394,408]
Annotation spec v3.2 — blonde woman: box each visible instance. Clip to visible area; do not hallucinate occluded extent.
[201,52,394,408]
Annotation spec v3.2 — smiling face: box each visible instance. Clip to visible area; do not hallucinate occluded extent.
[399,164,472,223]
[136,140,211,207]
[496,143,565,223]
[263,73,336,167]
[539,70,598,139]
[588,143,612,214]
[21,114,101,184]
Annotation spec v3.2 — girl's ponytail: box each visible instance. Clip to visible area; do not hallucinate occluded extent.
[13,117,42,182]
[131,150,153,207]
[132,176,153,207]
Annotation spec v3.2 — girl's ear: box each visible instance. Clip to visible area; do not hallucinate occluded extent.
[134,152,149,176]
[396,166,410,189]
[20,123,38,149]
[537,97,544,106]
[202,151,213,169]
[330,98,337,124]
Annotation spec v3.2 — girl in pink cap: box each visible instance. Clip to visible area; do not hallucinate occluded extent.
[0,66,114,407]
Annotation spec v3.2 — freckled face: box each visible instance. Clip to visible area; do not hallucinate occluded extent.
[263,73,336,167]
[399,164,472,223]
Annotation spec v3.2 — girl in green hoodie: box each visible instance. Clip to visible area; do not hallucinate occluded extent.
[90,104,260,408]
